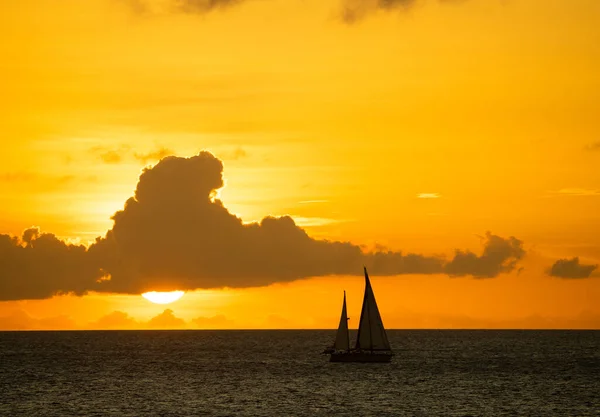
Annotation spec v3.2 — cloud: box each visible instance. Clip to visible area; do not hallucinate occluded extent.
[90,145,173,165]
[417,193,441,199]
[218,147,247,161]
[0,309,76,330]
[340,0,466,23]
[299,200,329,204]
[0,228,102,301]
[553,188,600,197]
[91,310,139,329]
[120,0,465,21]
[341,0,417,23]
[176,0,243,14]
[120,0,247,15]
[87,151,453,294]
[134,147,174,165]
[0,172,37,183]
[147,309,186,328]
[548,257,598,279]
[0,152,526,300]
[0,173,83,188]
[90,309,192,329]
[90,145,131,164]
[584,141,600,151]
[444,232,525,278]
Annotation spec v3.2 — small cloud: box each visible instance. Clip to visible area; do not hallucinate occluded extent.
[218,147,248,161]
[417,193,441,199]
[58,175,76,184]
[134,147,174,165]
[90,145,131,164]
[298,200,329,204]
[548,257,598,279]
[0,172,37,182]
[341,0,416,24]
[147,309,186,329]
[584,141,600,151]
[554,188,600,196]
[291,217,346,227]
[91,311,138,329]
[90,145,173,165]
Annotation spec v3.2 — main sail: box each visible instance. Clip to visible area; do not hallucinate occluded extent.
[355,267,391,351]
[333,291,350,351]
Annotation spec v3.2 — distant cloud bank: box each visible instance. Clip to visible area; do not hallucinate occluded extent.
[1,151,528,301]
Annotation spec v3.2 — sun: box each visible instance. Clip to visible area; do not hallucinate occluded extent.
[142,291,185,304]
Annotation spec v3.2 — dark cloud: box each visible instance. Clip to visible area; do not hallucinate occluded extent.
[584,141,600,151]
[340,0,465,23]
[175,0,243,13]
[341,0,416,23]
[0,229,102,301]
[548,257,598,279]
[444,232,525,278]
[87,152,456,294]
[119,0,247,15]
[0,152,526,300]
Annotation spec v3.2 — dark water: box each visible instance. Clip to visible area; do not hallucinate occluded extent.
[0,330,598,416]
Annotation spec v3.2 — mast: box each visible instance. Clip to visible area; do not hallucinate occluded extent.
[333,291,350,351]
[355,267,391,351]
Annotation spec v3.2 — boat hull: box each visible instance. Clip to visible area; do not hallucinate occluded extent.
[329,351,393,363]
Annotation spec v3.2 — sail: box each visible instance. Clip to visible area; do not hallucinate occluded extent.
[333,291,350,351]
[355,267,391,351]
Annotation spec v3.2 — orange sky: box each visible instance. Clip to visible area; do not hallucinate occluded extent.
[0,0,599,330]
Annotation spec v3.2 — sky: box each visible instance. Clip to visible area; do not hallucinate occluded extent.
[0,0,599,330]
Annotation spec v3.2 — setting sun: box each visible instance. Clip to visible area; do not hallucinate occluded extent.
[142,291,185,305]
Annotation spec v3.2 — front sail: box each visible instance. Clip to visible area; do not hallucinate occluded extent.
[355,267,391,351]
[333,291,350,351]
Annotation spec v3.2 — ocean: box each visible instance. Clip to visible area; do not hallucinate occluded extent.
[0,330,598,416]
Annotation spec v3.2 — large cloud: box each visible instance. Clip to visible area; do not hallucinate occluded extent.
[87,152,446,293]
[548,257,598,279]
[1,151,525,300]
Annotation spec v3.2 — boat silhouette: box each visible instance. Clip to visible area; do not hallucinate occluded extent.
[324,267,393,363]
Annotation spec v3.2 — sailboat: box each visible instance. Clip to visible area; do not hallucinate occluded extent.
[325,267,393,363]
